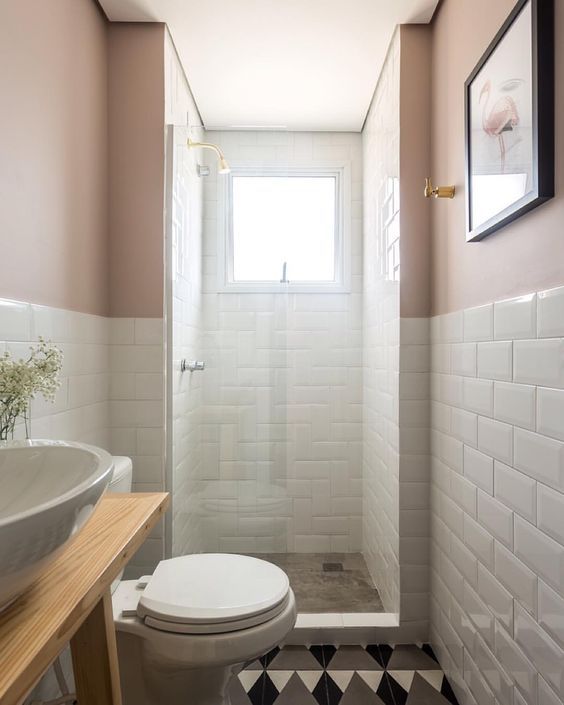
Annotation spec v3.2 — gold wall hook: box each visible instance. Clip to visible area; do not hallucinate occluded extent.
[424,177,455,199]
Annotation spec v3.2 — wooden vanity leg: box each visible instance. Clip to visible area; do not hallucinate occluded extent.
[70,590,122,705]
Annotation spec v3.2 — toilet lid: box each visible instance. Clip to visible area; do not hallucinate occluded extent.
[137,554,290,627]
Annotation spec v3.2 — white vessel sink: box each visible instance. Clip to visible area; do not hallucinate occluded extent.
[0,440,114,611]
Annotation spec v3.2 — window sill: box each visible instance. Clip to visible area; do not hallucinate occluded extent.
[216,282,352,294]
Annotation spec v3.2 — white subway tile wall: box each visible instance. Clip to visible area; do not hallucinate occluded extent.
[430,284,564,705]
[168,114,205,559]
[0,299,110,445]
[362,32,402,615]
[197,128,363,554]
[109,316,165,576]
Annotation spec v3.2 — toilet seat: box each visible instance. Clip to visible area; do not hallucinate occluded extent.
[137,554,290,635]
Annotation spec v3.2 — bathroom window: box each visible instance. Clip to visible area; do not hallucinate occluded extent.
[220,165,350,292]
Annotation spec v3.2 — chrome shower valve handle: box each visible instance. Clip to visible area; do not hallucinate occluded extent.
[181,360,206,372]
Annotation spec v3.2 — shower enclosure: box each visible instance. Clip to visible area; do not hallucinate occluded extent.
[165,125,385,617]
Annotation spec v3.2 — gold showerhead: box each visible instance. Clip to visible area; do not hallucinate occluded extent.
[187,138,230,174]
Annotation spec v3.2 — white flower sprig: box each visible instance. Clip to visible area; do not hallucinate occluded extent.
[0,338,63,441]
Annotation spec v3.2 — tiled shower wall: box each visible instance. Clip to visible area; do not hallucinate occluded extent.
[165,32,206,559]
[429,287,564,705]
[362,32,401,614]
[197,130,363,553]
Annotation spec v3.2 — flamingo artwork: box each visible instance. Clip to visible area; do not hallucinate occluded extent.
[479,79,520,173]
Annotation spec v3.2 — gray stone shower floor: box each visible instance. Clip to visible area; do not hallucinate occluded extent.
[248,553,384,613]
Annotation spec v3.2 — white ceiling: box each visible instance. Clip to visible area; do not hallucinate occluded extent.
[100,0,439,132]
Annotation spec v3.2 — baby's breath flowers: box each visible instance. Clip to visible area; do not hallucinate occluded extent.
[0,338,63,440]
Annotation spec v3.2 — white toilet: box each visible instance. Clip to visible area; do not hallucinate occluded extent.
[113,554,296,705]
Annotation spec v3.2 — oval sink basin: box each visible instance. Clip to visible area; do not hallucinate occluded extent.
[0,440,114,611]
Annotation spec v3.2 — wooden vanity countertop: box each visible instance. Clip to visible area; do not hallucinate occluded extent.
[0,492,169,705]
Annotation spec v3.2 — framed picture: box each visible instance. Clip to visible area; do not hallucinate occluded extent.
[465,0,554,242]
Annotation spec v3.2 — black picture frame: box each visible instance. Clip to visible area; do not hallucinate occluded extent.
[464,0,554,242]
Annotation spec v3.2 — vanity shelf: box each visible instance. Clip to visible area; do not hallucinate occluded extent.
[0,492,169,705]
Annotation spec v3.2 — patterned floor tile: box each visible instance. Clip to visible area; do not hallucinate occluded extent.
[247,672,278,705]
[235,644,459,705]
[366,643,394,668]
[377,672,408,705]
[328,645,384,671]
[312,672,343,705]
[268,645,323,670]
[339,673,386,704]
[407,672,457,704]
[387,644,442,670]
[273,673,318,704]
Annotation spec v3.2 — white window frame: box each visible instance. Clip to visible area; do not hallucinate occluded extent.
[217,162,351,293]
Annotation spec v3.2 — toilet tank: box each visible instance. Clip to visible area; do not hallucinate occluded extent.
[108,456,133,592]
[109,456,133,494]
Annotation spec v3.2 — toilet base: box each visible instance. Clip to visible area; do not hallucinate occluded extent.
[117,630,240,705]
[113,581,296,705]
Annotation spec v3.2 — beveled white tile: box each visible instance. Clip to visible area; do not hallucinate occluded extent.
[494,541,537,616]
[539,580,564,651]
[478,416,513,465]
[451,343,477,377]
[450,408,478,447]
[538,676,564,705]
[477,341,512,381]
[134,318,164,345]
[431,344,451,374]
[477,563,513,634]
[478,490,513,548]
[463,378,494,416]
[494,381,536,430]
[442,310,464,343]
[110,317,135,344]
[464,304,494,342]
[514,339,564,389]
[464,445,494,494]
[515,515,564,597]
[451,471,478,517]
[495,620,538,705]
[400,317,430,344]
[451,533,478,587]
[110,344,163,373]
[463,648,495,705]
[514,602,564,698]
[495,294,537,340]
[440,608,465,670]
[431,401,451,433]
[538,388,564,442]
[0,299,31,341]
[538,286,564,339]
[537,484,564,547]
[514,428,564,492]
[450,591,477,652]
[463,513,494,569]
[473,633,514,705]
[495,460,537,522]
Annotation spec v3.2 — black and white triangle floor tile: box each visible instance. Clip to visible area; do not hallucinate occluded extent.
[231,644,460,705]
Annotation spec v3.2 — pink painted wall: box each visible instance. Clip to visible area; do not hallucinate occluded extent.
[108,23,166,318]
[0,0,109,316]
[400,24,432,317]
[430,0,564,315]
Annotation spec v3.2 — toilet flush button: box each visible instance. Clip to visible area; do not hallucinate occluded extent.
[136,575,152,589]
[119,575,151,616]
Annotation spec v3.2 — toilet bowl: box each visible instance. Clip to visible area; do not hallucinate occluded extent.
[113,553,297,705]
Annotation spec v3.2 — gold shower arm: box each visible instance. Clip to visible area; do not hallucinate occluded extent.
[187,138,230,174]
